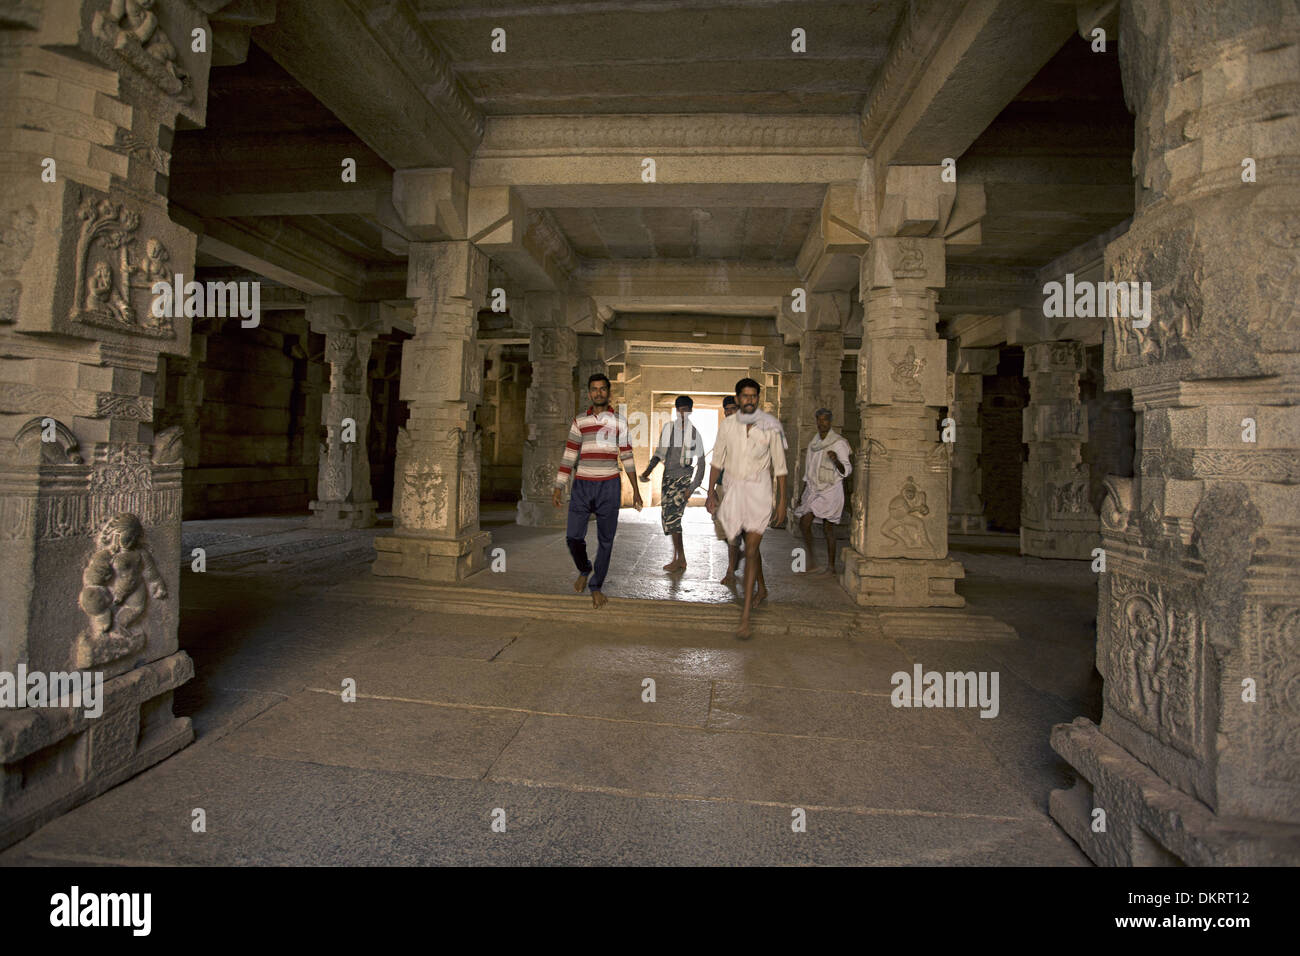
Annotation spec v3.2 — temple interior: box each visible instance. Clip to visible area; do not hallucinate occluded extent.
[1,0,1297,866]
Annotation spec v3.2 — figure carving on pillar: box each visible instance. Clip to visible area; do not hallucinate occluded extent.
[77,513,165,664]
[106,0,187,82]
[889,345,925,401]
[881,476,933,551]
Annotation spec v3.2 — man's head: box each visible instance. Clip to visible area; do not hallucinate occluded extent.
[722,395,738,417]
[815,408,833,439]
[674,395,693,419]
[587,373,611,410]
[735,378,761,415]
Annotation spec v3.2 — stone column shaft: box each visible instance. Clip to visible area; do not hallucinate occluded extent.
[841,237,963,607]
[948,347,998,533]
[517,293,577,527]
[373,241,490,580]
[1019,340,1098,558]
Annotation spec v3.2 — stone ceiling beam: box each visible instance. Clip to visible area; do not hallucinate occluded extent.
[863,0,1077,169]
[575,260,799,304]
[175,208,399,300]
[255,0,483,173]
[471,114,865,199]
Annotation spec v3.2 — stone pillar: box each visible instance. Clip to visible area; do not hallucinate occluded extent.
[840,237,963,607]
[0,0,213,847]
[517,293,576,528]
[1050,0,1300,865]
[373,242,490,581]
[948,347,997,533]
[1019,341,1098,558]
[306,297,386,529]
[791,293,848,490]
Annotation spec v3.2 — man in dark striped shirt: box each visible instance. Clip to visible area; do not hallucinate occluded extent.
[552,373,644,608]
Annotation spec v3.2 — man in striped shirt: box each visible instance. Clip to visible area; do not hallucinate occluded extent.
[551,373,644,608]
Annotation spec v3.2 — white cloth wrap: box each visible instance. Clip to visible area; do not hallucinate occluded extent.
[717,473,775,540]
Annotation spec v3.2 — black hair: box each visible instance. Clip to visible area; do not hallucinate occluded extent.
[674,395,693,410]
[722,396,738,408]
[587,373,611,389]
[735,377,761,396]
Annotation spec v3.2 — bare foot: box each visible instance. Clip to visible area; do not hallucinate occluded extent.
[592,590,607,609]
[720,572,737,586]
[574,574,588,593]
[735,617,752,640]
[753,586,768,606]
[663,559,686,572]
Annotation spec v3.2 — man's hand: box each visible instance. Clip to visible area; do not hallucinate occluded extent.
[632,490,644,512]
[639,471,652,482]
[552,486,564,508]
[827,450,840,464]
[774,501,787,529]
[706,489,718,515]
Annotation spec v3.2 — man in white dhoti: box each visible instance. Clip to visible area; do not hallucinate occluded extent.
[706,378,787,639]
[794,408,852,575]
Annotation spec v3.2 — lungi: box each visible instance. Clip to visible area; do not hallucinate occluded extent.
[660,471,694,535]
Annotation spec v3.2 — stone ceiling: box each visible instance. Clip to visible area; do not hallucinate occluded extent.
[172,0,1135,324]
[415,0,906,114]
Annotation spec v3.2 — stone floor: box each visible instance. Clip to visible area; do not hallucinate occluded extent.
[0,506,1103,866]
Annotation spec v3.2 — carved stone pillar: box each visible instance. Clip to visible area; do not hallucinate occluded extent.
[517,293,577,528]
[791,293,848,492]
[0,0,213,847]
[373,242,490,581]
[1019,341,1098,558]
[1050,0,1300,865]
[840,237,963,607]
[307,298,387,529]
[948,347,997,533]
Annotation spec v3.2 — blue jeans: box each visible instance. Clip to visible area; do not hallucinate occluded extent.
[566,478,621,591]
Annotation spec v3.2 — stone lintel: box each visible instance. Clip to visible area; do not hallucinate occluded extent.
[869,0,1076,168]
[257,0,481,172]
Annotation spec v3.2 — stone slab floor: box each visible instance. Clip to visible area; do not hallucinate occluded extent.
[1,506,1102,866]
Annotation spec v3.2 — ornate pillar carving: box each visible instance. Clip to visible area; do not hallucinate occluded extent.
[948,347,997,533]
[306,298,390,529]
[1019,340,1098,557]
[373,241,490,581]
[0,0,213,847]
[840,234,963,607]
[1050,0,1300,865]
[517,293,577,528]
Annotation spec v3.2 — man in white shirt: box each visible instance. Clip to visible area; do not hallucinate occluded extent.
[706,378,787,639]
[794,408,853,575]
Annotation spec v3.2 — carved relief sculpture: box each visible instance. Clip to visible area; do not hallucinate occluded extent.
[76,513,165,667]
[71,196,175,338]
[889,345,925,401]
[92,0,193,102]
[880,476,934,552]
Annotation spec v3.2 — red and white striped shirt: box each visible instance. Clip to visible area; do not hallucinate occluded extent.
[555,406,635,486]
